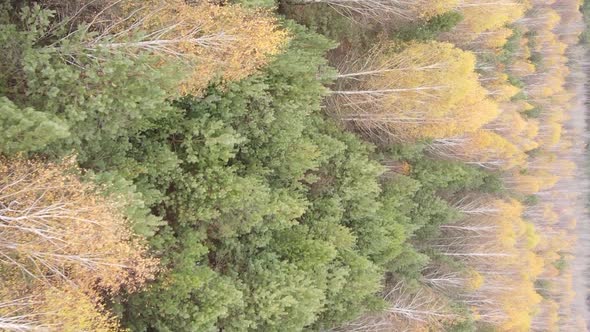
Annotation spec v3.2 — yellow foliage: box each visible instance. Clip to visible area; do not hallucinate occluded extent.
[367,42,482,116]
[506,169,559,194]
[492,271,542,331]
[118,0,289,94]
[0,156,158,292]
[511,59,536,76]
[0,156,158,331]
[345,41,499,141]
[566,218,577,230]
[39,287,122,332]
[488,109,542,152]
[483,27,515,50]
[525,119,540,139]
[523,223,541,249]
[497,218,518,248]
[417,0,459,19]
[539,122,562,146]
[458,0,526,34]
[467,269,485,291]
[413,97,499,139]
[483,76,518,102]
[0,284,122,331]
[541,8,562,30]
[461,130,528,169]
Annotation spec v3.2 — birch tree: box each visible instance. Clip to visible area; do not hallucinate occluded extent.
[0,156,157,292]
[332,41,499,142]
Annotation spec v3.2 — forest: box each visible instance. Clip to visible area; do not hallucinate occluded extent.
[0,0,588,331]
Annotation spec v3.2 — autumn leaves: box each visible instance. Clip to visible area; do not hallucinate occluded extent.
[0,157,157,331]
[62,0,290,95]
[332,41,501,144]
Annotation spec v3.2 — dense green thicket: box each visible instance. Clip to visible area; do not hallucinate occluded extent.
[0,5,181,168]
[118,26,394,331]
[1,4,504,331]
[278,4,374,50]
[394,11,463,41]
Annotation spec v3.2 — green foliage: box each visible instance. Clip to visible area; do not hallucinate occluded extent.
[524,22,545,69]
[388,246,431,279]
[507,74,525,89]
[511,90,528,101]
[553,255,568,273]
[411,158,501,194]
[446,319,478,332]
[1,4,512,331]
[525,30,538,48]
[0,4,181,166]
[499,26,523,65]
[0,97,69,154]
[361,177,420,265]
[116,23,396,331]
[523,194,539,206]
[581,0,590,44]
[395,11,464,41]
[382,142,429,161]
[529,51,543,66]
[124,234,242,332]
[523,107,543,118]
[280,3,375,50]
[230,257,325,331]
[90,171,165,237]
[534,279,552,299]
[232,0,277,8]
